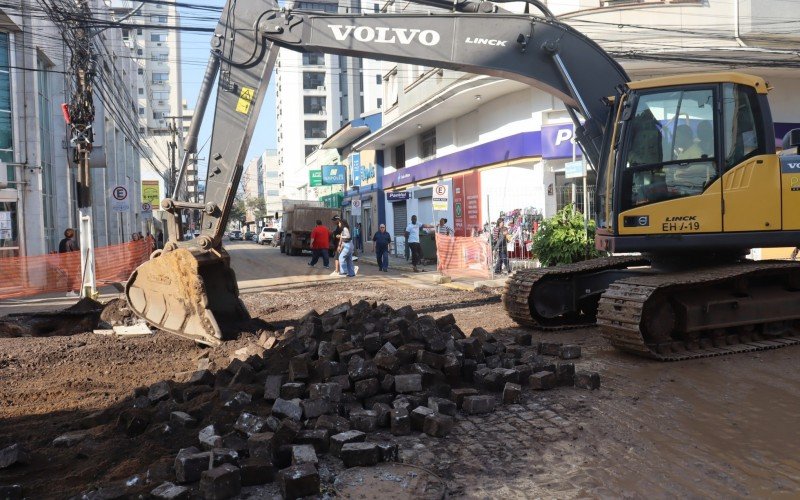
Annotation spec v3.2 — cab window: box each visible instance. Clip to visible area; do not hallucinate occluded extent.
[620,88,717,210]
[722,83,765,171]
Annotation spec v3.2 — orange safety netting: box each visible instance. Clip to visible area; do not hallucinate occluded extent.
[0,240,151,300]
[435,233,492,279]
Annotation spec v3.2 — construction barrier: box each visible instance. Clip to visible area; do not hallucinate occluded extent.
[435,234,493,280]
[0,240,151,300]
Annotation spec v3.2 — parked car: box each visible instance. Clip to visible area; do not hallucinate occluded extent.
[229,230,242,241]
[258,227,278,245]
[244,231,256,242]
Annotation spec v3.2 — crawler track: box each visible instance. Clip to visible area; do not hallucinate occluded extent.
[598,261,800,360]
[503,255,649,330]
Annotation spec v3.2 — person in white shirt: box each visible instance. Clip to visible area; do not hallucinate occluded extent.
[337,219,357,277]
[404,215,434,272]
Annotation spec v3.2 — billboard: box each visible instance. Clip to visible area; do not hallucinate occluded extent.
[322,164,346,185]
[349,153,361,187]
[309,169,323,187]
[142,180,160,207]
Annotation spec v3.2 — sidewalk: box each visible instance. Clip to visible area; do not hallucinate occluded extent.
[354,251,507,291]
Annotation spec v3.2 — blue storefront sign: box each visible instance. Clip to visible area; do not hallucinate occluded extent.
[350,153,361,187]
[386,191,410,202]
[541,124,582,159]
[322,164,346,185]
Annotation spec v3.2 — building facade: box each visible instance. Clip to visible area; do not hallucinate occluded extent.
[0,1,144,257]
[351,0,800,256]
[111,0,192,235]
[274,0,384,202]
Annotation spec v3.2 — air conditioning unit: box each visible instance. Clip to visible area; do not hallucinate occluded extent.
[158,100,165,105]
[318,110,326,115]
[317,86,325,91]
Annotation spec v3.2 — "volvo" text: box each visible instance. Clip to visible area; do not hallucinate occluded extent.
[328,25,441,46]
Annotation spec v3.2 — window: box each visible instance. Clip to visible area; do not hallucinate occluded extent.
[153,91,170,100]
[137,28,143,35]
[302,53,324,65]
[151,53,168,62]
[621,87,717,210]
[395,144,405,170]
[304,121,327,139]
[374,3,380,12]
[138,87,144,95]
[305,145,317,157]
[377,98,382,108]
[267,190,280,196]
[150,33,167,42]
[303,72,325,90]
[0,33,13,166]
[137,68,143,75]
[722,83,765,171]
[150,15,167,23]
[152,72,169,84]
[420,128,436,159]
[266,171,279,178]
[122,29,130,40]
[303,96,326,114]
[153,111,166,120]
[137,49,143,56]
[375,74,382,85]
[139,107,145,115]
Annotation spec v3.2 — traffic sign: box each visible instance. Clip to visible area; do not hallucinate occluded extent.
[433,184,449,211]
[142,202,153,220]
[565,160,586,179]
[351,199,362,216]
[110,185,130,213]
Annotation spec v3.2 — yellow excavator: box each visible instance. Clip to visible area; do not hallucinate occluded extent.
[125,0,800,360]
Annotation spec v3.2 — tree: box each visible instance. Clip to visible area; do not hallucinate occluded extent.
[229,197,246,229]
[532,204,604,266]
[246,197,267,222]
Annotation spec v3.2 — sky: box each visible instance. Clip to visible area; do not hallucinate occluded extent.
[177,1,277,178]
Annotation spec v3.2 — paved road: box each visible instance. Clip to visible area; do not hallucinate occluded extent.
[225,239,385,288]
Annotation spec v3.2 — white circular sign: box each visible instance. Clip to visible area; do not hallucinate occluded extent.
[112,186,128,201]
[142,202,152,212]
[434,184,447,196]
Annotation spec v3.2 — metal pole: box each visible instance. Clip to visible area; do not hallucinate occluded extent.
[173,54,220,200]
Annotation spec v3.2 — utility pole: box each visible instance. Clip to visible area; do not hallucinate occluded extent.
[64,0,97,299]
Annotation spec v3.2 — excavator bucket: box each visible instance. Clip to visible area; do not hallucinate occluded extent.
[125,247,248,346]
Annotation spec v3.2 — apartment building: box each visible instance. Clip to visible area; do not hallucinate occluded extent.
[275,0,384,202]
[110,0,193,228]
[0,0,143,257]
[351,0,800,252]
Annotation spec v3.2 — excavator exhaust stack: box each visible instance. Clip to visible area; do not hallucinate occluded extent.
[125,248,248,346]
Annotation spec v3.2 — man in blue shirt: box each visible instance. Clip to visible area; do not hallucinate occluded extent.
[372,223,392,272]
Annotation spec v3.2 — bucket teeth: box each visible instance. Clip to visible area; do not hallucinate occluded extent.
[125,247,245,346]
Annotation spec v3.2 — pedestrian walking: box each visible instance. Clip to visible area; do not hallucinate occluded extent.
[59,228,79,253]
[145,232,156,252]
[330,215,343,276]
[404,215,433,272]
[337,219,357,277]
[308,219,331,268]
[156,230,164,249]
[372,223,392,272]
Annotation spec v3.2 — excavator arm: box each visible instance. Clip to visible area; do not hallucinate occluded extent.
[126,0,629,345]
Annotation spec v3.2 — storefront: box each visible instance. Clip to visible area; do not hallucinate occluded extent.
[342,150,384,250]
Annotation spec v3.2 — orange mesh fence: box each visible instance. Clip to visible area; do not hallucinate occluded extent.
[435,234,492,279]
[0,240,151,300]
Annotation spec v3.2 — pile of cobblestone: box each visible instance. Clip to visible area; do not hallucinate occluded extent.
[17,299,600,499]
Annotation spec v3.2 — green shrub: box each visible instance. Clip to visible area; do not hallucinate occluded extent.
[532,204,603,266]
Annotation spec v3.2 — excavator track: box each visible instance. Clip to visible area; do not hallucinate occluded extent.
[503,255,650,330]
[598,261,800,361]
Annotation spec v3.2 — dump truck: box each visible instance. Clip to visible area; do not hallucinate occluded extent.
[281,201,339,256]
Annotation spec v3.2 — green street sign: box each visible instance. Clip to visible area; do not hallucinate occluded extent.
[309,170,323,187]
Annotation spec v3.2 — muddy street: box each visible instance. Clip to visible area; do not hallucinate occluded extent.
[1,278,799,498]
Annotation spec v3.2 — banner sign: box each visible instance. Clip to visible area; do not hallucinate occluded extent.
[386,191,410,202]
[322,165,346,185]
[541,124,582,159]
[141,180,160,207]
[309,169,323,187]
[350,153,361,187]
